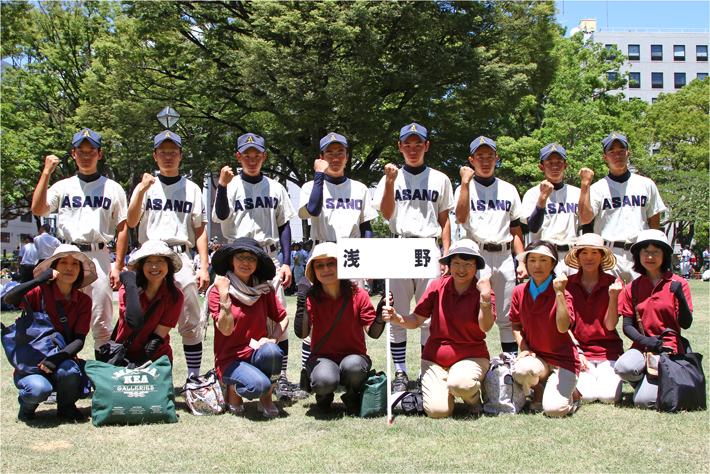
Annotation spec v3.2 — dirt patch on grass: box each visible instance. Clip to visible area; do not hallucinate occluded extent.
[30,440,73,451]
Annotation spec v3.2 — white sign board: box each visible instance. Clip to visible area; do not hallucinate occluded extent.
[337,238,440,280]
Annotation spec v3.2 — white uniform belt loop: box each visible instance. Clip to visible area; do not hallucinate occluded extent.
[604,240,633,251]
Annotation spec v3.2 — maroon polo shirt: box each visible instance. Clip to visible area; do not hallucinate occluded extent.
[117,282,183,363]
[567,272,624,361]
[619,271,693,354]
[413,275,495,367]
[307,287,376,364]
[21,283,91,339]
[209,285,287,381]
[509,282,580,375]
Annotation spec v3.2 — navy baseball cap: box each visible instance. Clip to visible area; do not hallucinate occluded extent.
[540,143,567,162]
[470,136,497,155]
[602,132,628,151]
[238,133,266,153]
[320,132,348,152]
[72,129,101,149]
[154,130,182,149]
[399,123,428,142]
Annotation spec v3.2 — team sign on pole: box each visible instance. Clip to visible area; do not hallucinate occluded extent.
[337,238,441,280]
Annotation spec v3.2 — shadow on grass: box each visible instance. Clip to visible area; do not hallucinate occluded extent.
[15,407,91,428]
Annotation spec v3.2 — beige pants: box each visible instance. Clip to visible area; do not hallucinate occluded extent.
[421,358,490,418]
[266,250,288,343]
[174,252,202,346]
[83,249,113,350]
[389,275,438,345]
[512,355,578,418]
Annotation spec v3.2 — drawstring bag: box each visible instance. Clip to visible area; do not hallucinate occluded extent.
[482,353,526,414]
[183,369,227,416]
[656,329,706,413]
[359,370,387,418]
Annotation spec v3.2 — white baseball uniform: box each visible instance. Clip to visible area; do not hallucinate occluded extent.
[131,176,208,345]
[589,173,666,283]
[42,175,128,349]
[212,175,296,310]
[521,183,581,275]
[454,177,523,344]
[373,166,454,345]
[299,177,378,242]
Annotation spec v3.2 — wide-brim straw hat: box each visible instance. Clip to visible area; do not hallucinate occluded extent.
[564,233,616,271]
[630,229,673,255]
[33,244,98,288]
[127,240,183,272]
[211,237,275,281]
[438,239,485,270]
[305,242,338,284]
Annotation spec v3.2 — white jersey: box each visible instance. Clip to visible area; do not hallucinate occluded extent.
[299,177,378,241]
[43,175,127,244]
[372,167,454,238]
[454,178,523,244]
[33,233,61,260]
[521,183,581,246]
[212,175,296,244]
[589,174,666,243]
[131,176,207,247]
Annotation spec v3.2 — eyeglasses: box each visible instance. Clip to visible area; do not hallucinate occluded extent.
[450,261,475,269]
[640,249,663,258]
[234,254,258,264]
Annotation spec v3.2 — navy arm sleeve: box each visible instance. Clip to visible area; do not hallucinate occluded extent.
[305,172,326,216]
[215,184,230,220]
[279,223,291,266]
[359,221,374,239]
[527,206,545,233]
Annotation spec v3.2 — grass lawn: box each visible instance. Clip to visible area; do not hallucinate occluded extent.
[1,281,708,473]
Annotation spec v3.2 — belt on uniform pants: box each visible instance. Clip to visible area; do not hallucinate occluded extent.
[394,234,438,242]
[69,242,105,252]
[313,239,334,246]
[556,244,571,252]
[605,240,633,251]
[479,242,511,252]
[170,244,188,253]
[260,243,278,253]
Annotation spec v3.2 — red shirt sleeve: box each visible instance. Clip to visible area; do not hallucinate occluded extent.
[679,278,694,313]
[267,291,287,323]
[209,286,221,322]
[509,285,522,324]
[159,290,183,328]
[564,290,575,328]
[618,284,635,319]
[73,292,92,336]
[19,286,43,312]
[357,289,376,327]
[413,279,439,318]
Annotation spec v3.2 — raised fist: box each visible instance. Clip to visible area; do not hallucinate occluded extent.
[43,155,60,175]
[552,273,568,292]
[609,279,624,298]
[138,173,156,192]
[579,168,595,187]
[476,276,492,300]
[539,180,554,200]
[460,166,475,184]
[219,166,234,187]
[384,163,399,182]
[314,158,329,173]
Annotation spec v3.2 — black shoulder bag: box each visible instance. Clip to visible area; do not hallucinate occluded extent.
[97,299,161,367]
[299,297,349,393]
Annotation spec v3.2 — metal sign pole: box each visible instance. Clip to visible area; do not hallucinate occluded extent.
[385,278,392,425]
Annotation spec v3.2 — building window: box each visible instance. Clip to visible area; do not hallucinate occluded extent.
[674,45,686,61]
[0,232,9,244]
[652,97,658,103]
[629,72,641,88]
[675,73,686,89]
[607,71,618,81]
[651,45,663,61]
[605,44,617,60]
[652,149,660,155]
[20,213,32,223]
[628,44,640,61]
[698,72,709,80]
[698,45,708,61]
[652,73,664,88]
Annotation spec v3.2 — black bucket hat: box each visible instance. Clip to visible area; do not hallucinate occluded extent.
[211,237,275,281]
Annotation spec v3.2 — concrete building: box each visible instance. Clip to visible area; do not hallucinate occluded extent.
[574,20,710,103]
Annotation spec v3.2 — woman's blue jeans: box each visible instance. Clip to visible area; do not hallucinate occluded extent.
[13,359,82,412]
[222,342,283,400]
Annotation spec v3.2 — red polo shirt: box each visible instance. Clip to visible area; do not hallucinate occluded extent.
[21,283,91,339]
[619,271,693,354]
[209,285,287,381]
[413,275,495,367]
[567,272,624,361]
[509,282,580,375]
[116,282,183,363]
[307,287,376,365]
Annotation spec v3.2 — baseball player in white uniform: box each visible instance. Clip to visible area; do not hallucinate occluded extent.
[126,130,210,381]
[454,136,527,353]
[296,132,378,373]
[373,123,454,392]
[212,132,297,384]
[578,132,666,283]
[521,143,581,275]
[31,128,129,353]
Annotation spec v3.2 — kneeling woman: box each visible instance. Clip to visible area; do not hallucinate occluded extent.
[564,233,625,404]
[383,240,495,418]
[294,243,384,414]
[510,241,580,417]
[3,245,97,421]
[614,230,694,408]
[209,238,288,417]
[116,240,184,367]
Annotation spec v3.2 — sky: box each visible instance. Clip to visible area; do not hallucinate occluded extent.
[555,1,710,35]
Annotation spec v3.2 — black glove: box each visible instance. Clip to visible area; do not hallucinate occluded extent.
[640,335,664,354]
[40,352,70,372]
[376,292,394,323]
[120,271,144,330]
[129,333,165,368]
[669,281,683,296]
[297,276,312,295]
